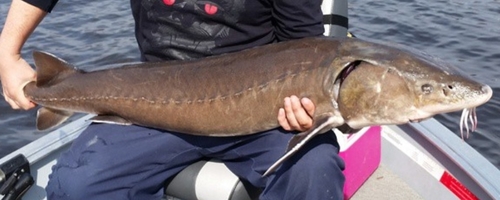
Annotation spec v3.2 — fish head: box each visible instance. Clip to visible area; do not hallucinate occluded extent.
[404,64,492,121]
[337,61,418,128]
[336,38,492,129]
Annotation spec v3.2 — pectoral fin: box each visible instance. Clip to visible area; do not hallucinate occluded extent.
[90,115,132,125]
[37,107,73,131]
[263,111,344,176]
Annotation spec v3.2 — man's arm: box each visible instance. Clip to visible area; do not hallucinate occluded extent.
[272,0,324,41]
[0,0,48,110]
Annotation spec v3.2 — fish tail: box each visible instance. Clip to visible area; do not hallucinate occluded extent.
[31,51,78,131]
[32,51,79,87]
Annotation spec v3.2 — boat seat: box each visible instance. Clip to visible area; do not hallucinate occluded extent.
[164,159,261,200]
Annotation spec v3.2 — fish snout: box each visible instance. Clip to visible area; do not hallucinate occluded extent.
[461,83,493,108]
[480,84,493,102]
[482,85,493,95]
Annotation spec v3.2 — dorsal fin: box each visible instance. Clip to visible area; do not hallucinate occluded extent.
[32,51,78,87]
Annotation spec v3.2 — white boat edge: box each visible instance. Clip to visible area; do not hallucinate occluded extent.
[1,114,499,199]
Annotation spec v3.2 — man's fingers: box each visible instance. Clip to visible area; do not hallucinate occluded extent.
[283,96,300,130]
[284,96,313,131]
[3,88,35,110]
[277,108,292,131]
[290,96,313,129]
[0,55,38,110]
[300,97,315,116]
[17,79,36,109]
[4,94,20,109]
[278,96,317,132]
[17,98,36,110]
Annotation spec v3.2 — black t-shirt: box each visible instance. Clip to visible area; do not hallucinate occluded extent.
[24,0,324,61]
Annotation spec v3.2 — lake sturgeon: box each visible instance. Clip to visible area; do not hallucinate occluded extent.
[23,37,493,176]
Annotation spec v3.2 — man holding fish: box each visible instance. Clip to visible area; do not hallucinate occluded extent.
[0,0,345,199]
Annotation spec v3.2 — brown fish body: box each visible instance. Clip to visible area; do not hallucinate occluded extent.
[25,37,346,136]
[23,37,493,175]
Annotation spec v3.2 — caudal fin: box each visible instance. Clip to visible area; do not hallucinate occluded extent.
[36,107,73,131]
[32,51,78,87]
[31,51,78,130]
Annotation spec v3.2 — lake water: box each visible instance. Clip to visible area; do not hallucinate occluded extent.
[1,0,499,168]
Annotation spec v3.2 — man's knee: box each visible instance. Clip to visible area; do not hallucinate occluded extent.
[262,133,345,200]
[288,141,345,181]
[290,131,345,173]
[46,160,101,199]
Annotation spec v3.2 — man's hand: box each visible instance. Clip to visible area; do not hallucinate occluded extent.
[0,0,48,110]
[277,95,315,132]
[0,54,37,110]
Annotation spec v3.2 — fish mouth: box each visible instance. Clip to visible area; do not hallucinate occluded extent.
[409,117,430,123]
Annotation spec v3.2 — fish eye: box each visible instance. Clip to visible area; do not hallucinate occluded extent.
[421,84,433,94]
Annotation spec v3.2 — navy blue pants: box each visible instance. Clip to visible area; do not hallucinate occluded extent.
[45,124,345,200]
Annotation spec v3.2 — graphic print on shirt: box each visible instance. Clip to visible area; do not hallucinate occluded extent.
[141,0,246,60]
